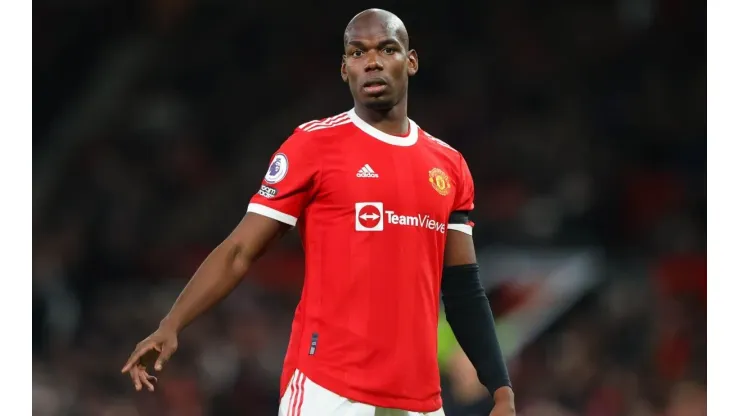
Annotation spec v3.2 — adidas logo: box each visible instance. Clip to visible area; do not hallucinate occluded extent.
[356,164,379,178]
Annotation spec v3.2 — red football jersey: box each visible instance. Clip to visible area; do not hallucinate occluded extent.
[248,109,475,412]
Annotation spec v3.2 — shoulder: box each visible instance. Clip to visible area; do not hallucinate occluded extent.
[417,127,470,171]
[295,111,353,135]
[418,128,461,155]
[278,111,353,153]
[417,127,468,166]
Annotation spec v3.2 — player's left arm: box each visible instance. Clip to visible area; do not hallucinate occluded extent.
[441,154,515,413]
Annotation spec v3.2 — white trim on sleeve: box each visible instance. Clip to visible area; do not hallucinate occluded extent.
[447,223,473,235]
[247,203,298,226]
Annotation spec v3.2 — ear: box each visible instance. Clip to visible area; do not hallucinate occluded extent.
[341,55,349,83]
[407,49,419,77]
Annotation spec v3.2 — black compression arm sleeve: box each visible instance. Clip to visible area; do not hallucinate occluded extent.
[441,264,511,395]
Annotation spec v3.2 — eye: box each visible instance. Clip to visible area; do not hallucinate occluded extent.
[382,47,396,55]
[350,50,364,58]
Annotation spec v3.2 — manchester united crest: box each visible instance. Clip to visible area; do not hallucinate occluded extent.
[428,168,451,196]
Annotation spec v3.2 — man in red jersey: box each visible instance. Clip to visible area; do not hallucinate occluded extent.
[122,8,515,416]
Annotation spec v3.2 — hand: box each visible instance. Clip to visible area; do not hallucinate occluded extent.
[121,323,179,392]
[490,386,516,416]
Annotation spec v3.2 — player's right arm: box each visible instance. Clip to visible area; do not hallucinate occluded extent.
[121,129,319,392]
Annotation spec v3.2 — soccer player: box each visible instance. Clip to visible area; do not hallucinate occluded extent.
[122,8,515,416]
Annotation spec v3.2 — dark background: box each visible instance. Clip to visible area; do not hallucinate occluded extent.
[33,1,706,415]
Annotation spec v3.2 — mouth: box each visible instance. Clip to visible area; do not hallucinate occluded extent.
[362,79,389,95]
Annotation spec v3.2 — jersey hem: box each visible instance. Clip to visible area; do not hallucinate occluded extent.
[297,366,443,413]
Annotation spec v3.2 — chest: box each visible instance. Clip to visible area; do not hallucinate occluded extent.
[316,144,457,219]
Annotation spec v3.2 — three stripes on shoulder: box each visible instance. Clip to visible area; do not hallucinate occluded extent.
[299,113,351,132]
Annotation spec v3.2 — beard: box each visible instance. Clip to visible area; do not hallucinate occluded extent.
[363,97,396,111]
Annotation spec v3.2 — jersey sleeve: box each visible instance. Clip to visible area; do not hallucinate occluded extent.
[447,154,475,235]
[247,130,319,226]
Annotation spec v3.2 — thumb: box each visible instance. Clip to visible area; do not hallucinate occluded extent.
[122,341,154,373]
[154,340,177,371]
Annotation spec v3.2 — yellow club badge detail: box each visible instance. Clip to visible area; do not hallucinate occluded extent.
[428,168,451,196]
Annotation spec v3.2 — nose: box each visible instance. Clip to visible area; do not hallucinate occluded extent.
[364,50,383,72]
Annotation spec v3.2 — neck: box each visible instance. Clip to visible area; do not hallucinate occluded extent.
[353,96,409,136]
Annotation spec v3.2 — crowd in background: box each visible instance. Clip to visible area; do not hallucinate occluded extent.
[33,1,706,415]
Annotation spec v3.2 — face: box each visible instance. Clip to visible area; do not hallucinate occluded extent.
[341,22,418,111]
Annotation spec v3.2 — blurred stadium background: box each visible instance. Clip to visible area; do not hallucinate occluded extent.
[33,1,706,415]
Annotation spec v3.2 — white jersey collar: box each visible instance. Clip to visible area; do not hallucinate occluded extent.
[348,108,418,147]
